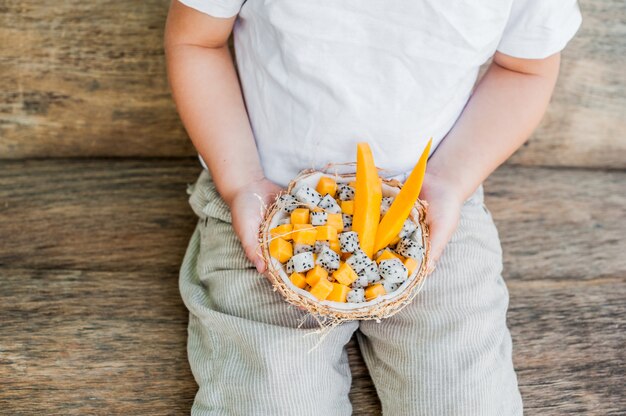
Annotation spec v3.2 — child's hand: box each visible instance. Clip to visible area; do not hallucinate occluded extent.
[419,173,464,272]
[226,178,284,274]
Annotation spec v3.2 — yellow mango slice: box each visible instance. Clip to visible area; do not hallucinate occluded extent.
[292,224,317,245]
[305,266,329,286]
[365,283,386,301]
[290,208,310,224]
[315,225,337,241]
[332,262,358,286]
[309,278,333,300]
[326,213,344,232]
[269,237,293,263]
[326,282,350,303]
[374,139,432,253]
[270,224,294,241]
[316,176,337,198]
[375,249,403,264]
[404,257,419,275]
[329,239,341,254]
[352,142,382,258]
[289,272,307,289]
[340,200,354,215]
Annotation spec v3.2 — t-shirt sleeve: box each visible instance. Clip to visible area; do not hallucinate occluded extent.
[497,0,582,59]
[177,0,244,18]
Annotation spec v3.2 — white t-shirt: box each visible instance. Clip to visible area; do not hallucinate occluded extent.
[182,0,581,187]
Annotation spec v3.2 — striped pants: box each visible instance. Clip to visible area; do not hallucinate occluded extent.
[179,169,523,415]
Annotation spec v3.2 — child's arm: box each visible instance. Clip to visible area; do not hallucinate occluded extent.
[422,51,561,268]
[165,1,281,272]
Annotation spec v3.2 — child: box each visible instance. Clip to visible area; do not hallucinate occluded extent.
[165,0,581,414]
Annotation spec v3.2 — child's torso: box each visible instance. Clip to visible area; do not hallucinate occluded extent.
[230,0,515,186]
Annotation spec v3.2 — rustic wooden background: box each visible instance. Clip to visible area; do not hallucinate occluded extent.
[1,0,625,415]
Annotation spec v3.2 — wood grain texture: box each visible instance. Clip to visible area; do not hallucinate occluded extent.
[0,0,193,158]
[1,1,625,169]
[0,159,624,415]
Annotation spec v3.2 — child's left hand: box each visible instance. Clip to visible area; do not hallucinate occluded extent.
[419,173,464,272]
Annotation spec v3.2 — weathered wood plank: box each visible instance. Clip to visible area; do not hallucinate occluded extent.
[485,165,626,281]
[1,1,625,168]
[508,0,626,169]
[0,0,193,158]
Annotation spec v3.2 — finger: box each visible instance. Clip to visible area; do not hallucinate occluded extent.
[237,219,266,273]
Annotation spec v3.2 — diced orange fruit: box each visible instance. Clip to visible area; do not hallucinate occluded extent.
[375,249,402,264]
[309,278,333,300]
[315,225,337,241]
[270,224,293,241]
[365,283,386,301]
[326,213,344,232]
[289,272,307,289]
[291,208,310,224]
[348,181,356,188]
[329,239,341,254]
[374,139,432,252]
[305,266,329,286]
[389,235,401,246]
[269,237,292,263]
[340,200,354,215]
[326,283,350,303]
[404,257,419,275]
[316,177,337,198]
[332,262,358,286]
[292,224,317,245]
[352,143,382,258]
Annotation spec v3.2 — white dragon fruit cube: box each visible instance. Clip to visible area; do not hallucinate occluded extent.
[314,240,330,254]
[358,259,382,284]
[410,226,424,247]
[381,279,401,294]
[347,288,366,303]
[345,250,370,273]
[293,243,314,254]
[318,194,342,214]
[310,211,328,226]
[338,231,360,253]
[315,245,340,272]
[379,258,408,283]
[337,184,355,201]
[342,214,353,232]
[285,258,294,274]
[396,237,424,260]
[398,218,418,238]
[380,196,394,216]
[278,194,299,213]
[351,273,369,289]
[291,252,315,273]
[294,186,322,208]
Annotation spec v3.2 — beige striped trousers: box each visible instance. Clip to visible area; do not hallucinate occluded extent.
[179,169,523,415]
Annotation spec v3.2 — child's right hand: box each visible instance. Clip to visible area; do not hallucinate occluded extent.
[225,178,284,275]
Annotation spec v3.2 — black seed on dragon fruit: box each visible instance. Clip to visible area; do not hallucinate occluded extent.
[381,279,401,294]
[345,250,369,273]
[379,258,408,283]
[315,245,340,272]
[338,231,359,253]
[285,258,294,274]
[293,243,314,254]
[380,196,394,216]
[314,240,330,254]
[347,288,366,303]
[396,237,424,260]
[278,194,298,213]
[291,252,315,273]
[318,194,342,214]
[342,214,353,232]
[359,259,381,284]
[310,211,328,226]
[294,186,322,208]
[337,184,355,201]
